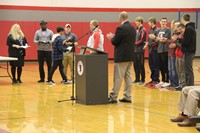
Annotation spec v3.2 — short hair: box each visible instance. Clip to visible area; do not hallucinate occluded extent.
[120,11,128,20]
[182,14,190,21]
[57,26,64,33]
[160,17,167,21]
[177,23,185,28]
[135,16,144,24]
[148,17,156,24]
[172,20,179,25]
[90,20,99,27]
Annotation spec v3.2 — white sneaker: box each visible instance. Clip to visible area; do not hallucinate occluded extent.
[46,80,56,85]
[155,82,164,88]
[61,80,72,84]
[161,82,170,88]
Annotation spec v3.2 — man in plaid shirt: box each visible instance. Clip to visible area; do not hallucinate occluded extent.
[46,26,71,85]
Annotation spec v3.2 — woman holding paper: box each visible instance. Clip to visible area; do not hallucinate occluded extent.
[6,23,29,84]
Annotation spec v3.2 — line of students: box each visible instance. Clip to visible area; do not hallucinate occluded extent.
[133,14,196,91]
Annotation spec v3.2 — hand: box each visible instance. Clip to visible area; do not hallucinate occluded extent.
[106,32,114,40]
[149,34,156,39]
[143,42,148,49]
[195,67,200,73]
[169,43,176,48]
[172,35,178,41]
[159,38,167,42]
[13,44,20,49]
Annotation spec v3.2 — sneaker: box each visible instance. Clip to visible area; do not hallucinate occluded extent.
[161,82,170,88]
[46,80,55,85]
[155,82,164,88]
[61,79,72,84]
[138,81,145,85]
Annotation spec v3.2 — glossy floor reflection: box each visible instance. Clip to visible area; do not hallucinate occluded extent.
[0,60,199,133]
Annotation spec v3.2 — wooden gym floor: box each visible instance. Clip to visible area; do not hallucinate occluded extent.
[0,59,200,133]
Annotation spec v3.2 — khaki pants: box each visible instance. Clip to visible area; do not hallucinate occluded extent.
[62,52,73,80]
[109,62,133,101]
[178,86,200,116]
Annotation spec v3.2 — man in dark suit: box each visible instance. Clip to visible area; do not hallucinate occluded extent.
[107,11,136,103]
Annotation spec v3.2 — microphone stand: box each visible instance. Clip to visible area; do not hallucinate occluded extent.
[58,26,98,105]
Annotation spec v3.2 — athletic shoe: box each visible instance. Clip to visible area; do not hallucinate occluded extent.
[161,82,170,88]
[138,81,145,85]
[61,80,72,84]
[155,82,164,88]
[46,80,55,85]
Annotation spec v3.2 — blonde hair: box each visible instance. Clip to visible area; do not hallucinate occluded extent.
[9,24,24,40]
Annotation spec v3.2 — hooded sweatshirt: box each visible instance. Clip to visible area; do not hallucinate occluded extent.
[180,22,196,54]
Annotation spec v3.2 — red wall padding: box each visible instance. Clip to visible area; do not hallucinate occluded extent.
[0,21,169,60]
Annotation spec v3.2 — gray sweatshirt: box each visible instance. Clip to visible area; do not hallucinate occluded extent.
[156,27,171,53]
[34,28,54,51]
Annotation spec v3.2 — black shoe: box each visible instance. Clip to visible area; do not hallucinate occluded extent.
[17,79,23,83]
[108,98,117,104]
[38,79,44,83]
[175,86,182,91]
[132,80,140,84]
[119,98,132,103]
[12,79,18,84]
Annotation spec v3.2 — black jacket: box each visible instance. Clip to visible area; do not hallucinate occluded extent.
[181,22,196,54]
[111,21,136,62]
[7,34,27,57]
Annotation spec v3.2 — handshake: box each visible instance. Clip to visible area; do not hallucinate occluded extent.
[64,46,73,53]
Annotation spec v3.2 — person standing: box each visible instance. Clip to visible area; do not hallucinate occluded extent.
[34,20,54,83]
[87,20,104,51]
[107,11,136,103]
[167,20,179,89]
[62,24,78,81]
[151,17,171,88]
[46,26,69,85]
[180,14,196,86]
[170,23,186,91]
[144,17,159,86]
[6,24,28,84]
[133,16,147,85]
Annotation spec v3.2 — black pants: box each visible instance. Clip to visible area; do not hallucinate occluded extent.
[158,52,169,82]
[148,50,159,82]
[38,50,52,80]
[11,66,22,81]
[48,60,67,81]
[133,52,145,82]
[184,53,195,86]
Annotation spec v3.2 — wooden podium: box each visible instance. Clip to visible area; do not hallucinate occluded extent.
[75,46,108,105]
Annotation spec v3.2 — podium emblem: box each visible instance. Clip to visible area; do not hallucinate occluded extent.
[77,60,84,76]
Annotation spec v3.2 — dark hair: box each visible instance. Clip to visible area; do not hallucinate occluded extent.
[160,17,167,21]
[177,23,185,28]
[182,14,190,21]
[57,26,64,33]
[148,17,156,24]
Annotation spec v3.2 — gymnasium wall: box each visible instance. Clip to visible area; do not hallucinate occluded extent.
[0,1,199,60]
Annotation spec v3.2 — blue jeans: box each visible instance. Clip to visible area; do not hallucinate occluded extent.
[168,56,179,86]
